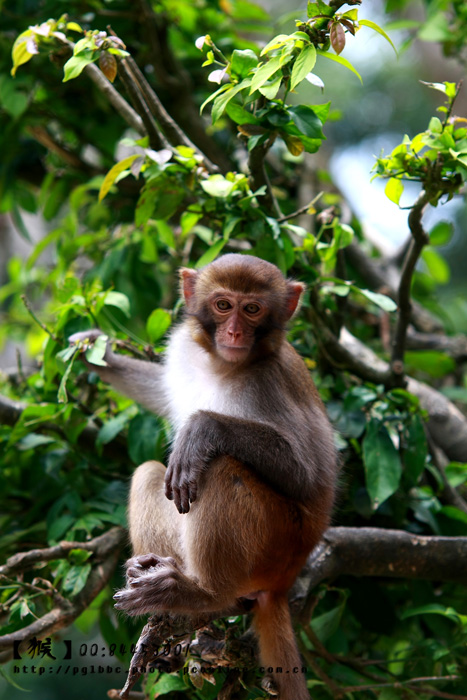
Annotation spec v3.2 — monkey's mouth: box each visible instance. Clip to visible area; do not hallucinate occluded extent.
[217,345,250,362]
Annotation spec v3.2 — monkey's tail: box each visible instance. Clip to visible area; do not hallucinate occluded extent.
[254,591,310,700]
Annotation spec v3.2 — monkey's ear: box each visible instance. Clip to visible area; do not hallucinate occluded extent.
[285,281,306,319]
[180,268,198,304]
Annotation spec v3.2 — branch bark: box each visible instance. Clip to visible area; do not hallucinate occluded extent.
[390,189,431,387]
[0,528,125,657]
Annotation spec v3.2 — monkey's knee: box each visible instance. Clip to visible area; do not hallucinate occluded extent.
[128,460,184,561]
[131,460,166,494]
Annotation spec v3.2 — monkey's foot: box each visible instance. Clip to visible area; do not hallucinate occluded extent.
[124,553,179,582]
[114,554,181,616]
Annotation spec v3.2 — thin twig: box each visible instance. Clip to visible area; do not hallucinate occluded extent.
[21,295,59,342]
[123,56,218,173]
[248,140,282,217]
[117,60,166,150]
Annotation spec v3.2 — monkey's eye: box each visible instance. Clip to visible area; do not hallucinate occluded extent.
[216,300,232,311]
[244,303,260,314]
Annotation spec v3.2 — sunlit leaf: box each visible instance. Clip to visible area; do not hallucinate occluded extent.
[358,19,397,54]
[385,177,404,205]
[317,49,362,83]
[99,154,140,201]
[290,44,316,90]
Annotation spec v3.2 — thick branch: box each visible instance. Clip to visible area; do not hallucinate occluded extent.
[406,328,467,361]
[391,189,431,386]
[27,126,96,172]
[302,527,467,592]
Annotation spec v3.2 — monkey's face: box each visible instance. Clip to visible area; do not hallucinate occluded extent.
[179,255,305,366]
[207,290,268,363]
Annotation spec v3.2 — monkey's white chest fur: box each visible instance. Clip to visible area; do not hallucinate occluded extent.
[163,325,245,435]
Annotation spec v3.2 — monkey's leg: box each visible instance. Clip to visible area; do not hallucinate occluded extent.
[115,456,314,617]
[116,459,240,616]
[127,460,184,563]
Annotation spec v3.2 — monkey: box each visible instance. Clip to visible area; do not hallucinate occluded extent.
[69,254,337,700]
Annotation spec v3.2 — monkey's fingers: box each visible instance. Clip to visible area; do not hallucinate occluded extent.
[68,329,104,347]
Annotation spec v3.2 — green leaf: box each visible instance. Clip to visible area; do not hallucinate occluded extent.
[97,409,135,449]
[85,334,109,367]
[363,418,402,509]
[57,352,76,404]
[317,50,362,83]
[225,101,259,125]
[385,177,404,205]
[290,44,317,91]
[250,55,282,93]
[146,309,171,343]
[422,248,450,284]
[230,49,258,78]
[128,413,161,464]
[63,564,92,596]
[99,155,140,201]
[11,33,35,77]
[401,604,465,624]
[200,175,236,198]
[358,19,397,54]
[259,75,282,99]
[63,51,97,82]
[104,291,131,317]
[200,83,231,115]
[404,351,456,378]
[212,79,251,123]
[311,600,346,642]
[260,34,292,56]
[429,221,453,246]
[148,673,187,696]
[354,288,397,312]
[67,22,83,33]
[195,240,228,268]
[289,105,324,139]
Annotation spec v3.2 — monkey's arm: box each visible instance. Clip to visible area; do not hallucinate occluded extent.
[166,410,335,513]
[69,330,168,416]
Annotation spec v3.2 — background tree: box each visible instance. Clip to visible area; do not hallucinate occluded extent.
[1,1,467,698]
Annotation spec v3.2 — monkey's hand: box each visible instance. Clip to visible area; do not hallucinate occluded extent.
[68,329,110,368]
[165,419,216,514]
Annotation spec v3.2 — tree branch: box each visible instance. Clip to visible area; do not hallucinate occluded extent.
[248,140,282,217]
[83,61,145,135]
[133,0,232,172]
[390,189,431,387]
[121,57,218,173]
[116,59,167,150]
[0,528,125,656]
